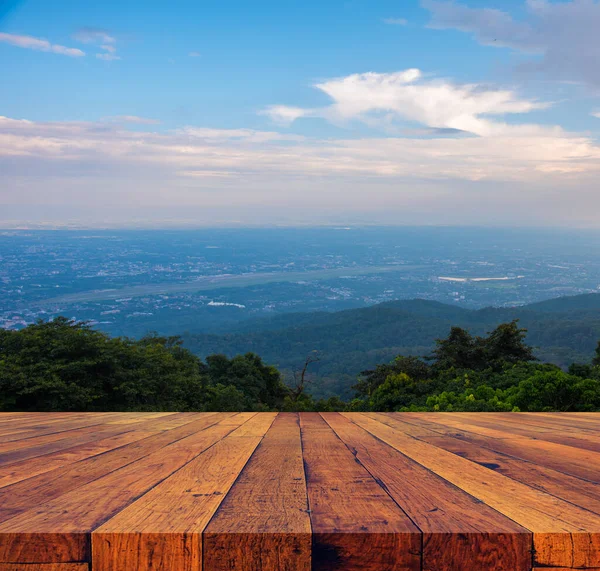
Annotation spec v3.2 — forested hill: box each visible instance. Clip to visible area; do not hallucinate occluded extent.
[182,293,600,398]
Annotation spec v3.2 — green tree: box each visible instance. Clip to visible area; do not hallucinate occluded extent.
[430,327,483,371]
[509,370,600,412]
[205,384,247,411]
[205,352,287,410]
[368,373,436,411]
[355,356,431,398]
[482,320,537,368]
[0,319,207,411]
[593,341,600,367]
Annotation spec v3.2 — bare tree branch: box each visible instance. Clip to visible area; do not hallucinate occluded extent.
[287,352,321,401]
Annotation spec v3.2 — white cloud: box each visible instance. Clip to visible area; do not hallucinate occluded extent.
[261,105,308,126]
[73,27,121,61]
[105,116,161,125]
[383,18,408,25]
[189,51,201,57]
[0,32,85,57]
[72,28,116,45]
[423,0,600,88]
[178,127,305,142]
[96,53,121,61]
[592,111,600,118]
[1,114,600,228]
[264,69,549,136]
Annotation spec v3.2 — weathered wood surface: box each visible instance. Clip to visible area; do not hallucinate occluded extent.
[0,413,599,570]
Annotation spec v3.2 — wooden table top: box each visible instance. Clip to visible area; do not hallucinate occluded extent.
[0,412,599,570]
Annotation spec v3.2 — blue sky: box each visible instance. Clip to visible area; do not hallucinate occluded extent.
[1,0,600,227]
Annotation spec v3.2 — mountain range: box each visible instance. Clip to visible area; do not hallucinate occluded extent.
[183,293,600,398]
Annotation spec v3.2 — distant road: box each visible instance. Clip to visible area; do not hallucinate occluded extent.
[36,265,428,305]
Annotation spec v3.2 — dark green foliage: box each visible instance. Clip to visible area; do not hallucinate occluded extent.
[0,319,287,412]
[593,341,600,367]
[430,327,483,371]
[2,316,600,413]
[354,356,432,398]
[508,370,600,412]
[183,296,600,399]
[204,353,286,410]
[0,318,207,412]
[352,322,600,412]
[430,320,536,372]
[483,321,537,367]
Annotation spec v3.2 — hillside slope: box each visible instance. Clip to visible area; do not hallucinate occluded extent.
[183,294,600,398]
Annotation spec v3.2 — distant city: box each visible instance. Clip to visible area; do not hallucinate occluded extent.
[2,227,600,337]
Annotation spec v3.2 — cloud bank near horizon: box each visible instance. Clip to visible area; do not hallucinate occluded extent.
[2,84,600,227]
[2,1,600,228]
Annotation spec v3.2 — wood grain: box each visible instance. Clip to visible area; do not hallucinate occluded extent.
[419,434,600,515]
[93,414,274,570]
[0,565,88,570]
[0,413,226,524]
[323,412,531,571]
[0,414,251,563]
[204,413,311,571]
[1,412,600,570]
[301,413,420,571]
[350,413,600,568]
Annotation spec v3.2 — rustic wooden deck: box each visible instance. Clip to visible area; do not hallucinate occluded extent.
[0,413,599,570]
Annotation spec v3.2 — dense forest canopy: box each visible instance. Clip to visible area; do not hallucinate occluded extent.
[1,317,600,412]
[182,294,600,398]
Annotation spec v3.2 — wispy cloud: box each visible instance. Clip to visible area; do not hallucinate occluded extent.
[423,0,600,89]
[383,18,408,25]
[188,51,201,57]
[592,111,600,119]
[73,27,121,61]
[263,68,550,136]
[260,105,308,126]
[0,32,85,57]
[1,112,599,227]
[96,53,121,61]
[72,27,115,45]
[178,127,305,142]
[105,115,161,125]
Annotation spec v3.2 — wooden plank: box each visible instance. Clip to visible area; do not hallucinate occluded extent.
[0,414,178,467]
[101,413,175,425]
[0,418,98,440]
[300,413,421,571]
[322,413,532,571]
[0,423,132,456]
[0,413,190,458]
[0,414,255,563]
[0,414,205,486]
[419,434,600,516]
[350,413,600,568]
[0,565,88,570]
[531,412,600,426]
[0,414,129,445]
[0,414,82,428]
[470,413,600,434]
[452,412,600,433]
[395,413,600,483]
[93,413,276,570]
[0,413,90,427]
[366,413,600,513]
[204,413,311,571]
[0,430,156,489]
[0,413,227,524]
[0,413,170,441]
[436,413,600,453]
